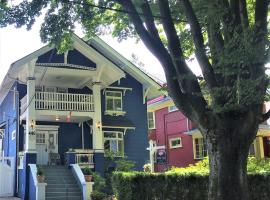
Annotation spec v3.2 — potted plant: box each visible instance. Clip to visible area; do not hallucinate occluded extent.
[83,167,93,182]
[36,166,45,183]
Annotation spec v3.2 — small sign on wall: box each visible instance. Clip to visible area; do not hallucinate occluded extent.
[156,149,166,164]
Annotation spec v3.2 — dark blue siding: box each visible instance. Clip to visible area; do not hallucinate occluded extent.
[37,49,96,68]
[101,74,149,170]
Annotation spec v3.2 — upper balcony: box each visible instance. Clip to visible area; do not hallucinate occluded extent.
[21,91,94,114]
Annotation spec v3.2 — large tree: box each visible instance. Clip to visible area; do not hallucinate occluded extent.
[1,0,269,199]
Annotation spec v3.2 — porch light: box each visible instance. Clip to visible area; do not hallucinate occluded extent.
[96,121,102,129]
[55,116,60,121]
[29,120,36,135]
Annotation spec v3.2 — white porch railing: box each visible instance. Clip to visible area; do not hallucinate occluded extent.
[21,92,94,113]
[75,153,94,166]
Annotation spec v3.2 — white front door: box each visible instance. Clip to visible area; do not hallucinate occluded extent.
[36,131,49,165]
[36,130,59,165]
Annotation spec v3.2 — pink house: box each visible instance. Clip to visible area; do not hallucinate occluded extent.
[147,96,270,172]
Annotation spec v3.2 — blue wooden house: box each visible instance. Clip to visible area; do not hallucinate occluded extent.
[0,34,161,200]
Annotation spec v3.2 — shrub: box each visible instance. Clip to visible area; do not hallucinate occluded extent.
[115,158,136,172]
[36,166,43,176]
[82,167,93,175]
[112,171,270,200]
[166,156,270,175]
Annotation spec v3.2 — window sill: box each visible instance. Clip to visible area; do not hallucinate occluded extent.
[194,157,205,160]
[105,110,126,116]
[170,146,183,149]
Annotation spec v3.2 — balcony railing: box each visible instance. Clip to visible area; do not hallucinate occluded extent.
[21,91,94,113]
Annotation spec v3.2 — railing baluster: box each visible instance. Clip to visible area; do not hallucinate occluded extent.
[28,91,93,112]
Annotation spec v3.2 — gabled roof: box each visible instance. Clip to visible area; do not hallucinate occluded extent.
[87,37,162,100]
[0,34,163,103]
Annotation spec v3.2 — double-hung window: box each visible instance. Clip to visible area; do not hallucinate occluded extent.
[147,112,155,129]
[194,138,208,159]
[104,131,124,156]
[105,91,123,112]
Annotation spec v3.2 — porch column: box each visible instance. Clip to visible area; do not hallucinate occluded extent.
[92,81,103,152]
[25,61,36,152]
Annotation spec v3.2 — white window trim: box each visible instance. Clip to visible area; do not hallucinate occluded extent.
[169,137,182,149]
[168,105,178,112]
[193,138,208,159]
[103,131,124,157]
[148,112,156,129]
[105,90,123,113]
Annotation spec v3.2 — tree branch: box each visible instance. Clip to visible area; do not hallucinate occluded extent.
[157,0,203,94]
[116,0,210,128]
[179,0,219,91]
[140,1,161,42]
[239,0,249,28]
[260,109,270,123]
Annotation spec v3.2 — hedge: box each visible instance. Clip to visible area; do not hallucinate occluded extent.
[112,172,270,200]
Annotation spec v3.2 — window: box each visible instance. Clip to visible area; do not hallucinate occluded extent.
[105,91,123,112]
[147,112,155,129]
[36,133,45,144]
[104,131,124,156]
[194,138,207,159]
[168,105,178,112]
[169,137,182,149]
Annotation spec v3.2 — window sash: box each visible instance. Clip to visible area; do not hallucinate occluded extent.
[105,91,123,111]
[170,138,182,148]
[104,131,124,156]
[194,138,207,159]
[147,112,155,129]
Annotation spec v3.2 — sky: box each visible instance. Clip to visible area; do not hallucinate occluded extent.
[0,16,203,86]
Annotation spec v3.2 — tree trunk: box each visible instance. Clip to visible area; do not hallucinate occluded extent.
[206,127,255,200]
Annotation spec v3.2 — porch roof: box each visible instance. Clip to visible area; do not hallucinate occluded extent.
[102,116,135,128]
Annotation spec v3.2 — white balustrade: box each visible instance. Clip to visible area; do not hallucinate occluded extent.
[21,91,94,112]
[75,153,94,167]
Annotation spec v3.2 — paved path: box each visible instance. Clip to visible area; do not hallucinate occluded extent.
[0,198,20,200]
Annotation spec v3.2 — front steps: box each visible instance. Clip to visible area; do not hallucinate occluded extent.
[42,166,82,200]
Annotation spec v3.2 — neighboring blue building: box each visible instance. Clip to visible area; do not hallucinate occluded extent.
[0,34,161,199]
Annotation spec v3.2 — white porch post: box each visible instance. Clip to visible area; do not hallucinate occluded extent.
[147,140,155,173]
[92,81,103,152]
[25,61,36,152]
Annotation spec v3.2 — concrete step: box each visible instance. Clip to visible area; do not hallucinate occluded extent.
[46,183,79,188]
[46,191,82,197]
[46,187,81,193]
[46,196,82,200]
[43,165,82,200]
